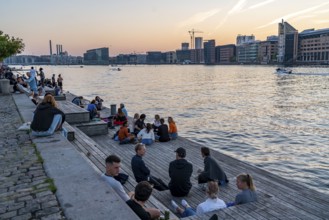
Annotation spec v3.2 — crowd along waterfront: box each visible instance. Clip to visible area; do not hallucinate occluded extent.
[13,64,329,195]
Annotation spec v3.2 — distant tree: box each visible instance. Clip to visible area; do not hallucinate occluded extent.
[0,30,25,62]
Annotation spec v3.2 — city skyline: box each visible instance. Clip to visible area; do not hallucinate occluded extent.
[1,0,329,56]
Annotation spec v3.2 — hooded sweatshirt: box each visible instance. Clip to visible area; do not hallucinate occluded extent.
[31,103,65,131]
[168,158,193,197]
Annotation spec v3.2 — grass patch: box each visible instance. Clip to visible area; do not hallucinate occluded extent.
[45,178,57,193]
[32,144,44,164]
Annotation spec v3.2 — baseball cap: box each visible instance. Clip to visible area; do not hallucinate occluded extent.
[175,147,186,158]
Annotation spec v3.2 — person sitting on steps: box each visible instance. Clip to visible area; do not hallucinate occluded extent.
[31,94,66,137]
[118,121,136,145]
[171,181,226,217]
[126,181,161,220]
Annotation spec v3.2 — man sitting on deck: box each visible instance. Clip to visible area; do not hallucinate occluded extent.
[168,147,193,197]
[198,147,229,187]
[131,144,169,191]
[101,155,132,202]
[126,181,160,220]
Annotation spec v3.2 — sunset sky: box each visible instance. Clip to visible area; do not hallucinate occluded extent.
[1,0,329,56]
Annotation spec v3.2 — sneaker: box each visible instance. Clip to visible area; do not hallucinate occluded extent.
[171,200,178,211]
[181,199,190,208]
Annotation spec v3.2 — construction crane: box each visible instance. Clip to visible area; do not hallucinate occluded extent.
[188,29,203,49]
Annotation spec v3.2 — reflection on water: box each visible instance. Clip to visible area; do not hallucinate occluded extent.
[42,65,329,194]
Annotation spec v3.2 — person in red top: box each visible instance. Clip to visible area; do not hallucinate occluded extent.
[168,117,178,140]
[118,121,136,145]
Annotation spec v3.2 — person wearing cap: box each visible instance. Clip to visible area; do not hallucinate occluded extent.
[168,147,193,197]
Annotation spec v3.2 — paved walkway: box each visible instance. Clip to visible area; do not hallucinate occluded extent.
[0,94,66,220]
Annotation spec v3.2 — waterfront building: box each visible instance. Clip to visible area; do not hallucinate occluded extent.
[190,49,204,64]
[215,44,236,64]
[146,51,165,64]
[195,37,203,49]
[259,36,278,64]
[298,28,329,64]
[236,35,255,46]
[83,47,109,65]
[181,43,189,50]
[176,49,191,64]
[204,40,216,65]
[236,42,260,63]
[165,51,177,64]
[277,20,298,64]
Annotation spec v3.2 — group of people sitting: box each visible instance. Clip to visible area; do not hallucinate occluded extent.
[26,92,257,219]
[71,95,104,120]
[103,144,257,219]
[113,112,178,146]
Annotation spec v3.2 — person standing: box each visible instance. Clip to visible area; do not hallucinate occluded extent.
[39,67,45,87]
[51,74,56,87]
[168,147,193,197]
[198,147,229,186]
[57,74,63,92]
[101,155,132,202]
[24,72,38,94]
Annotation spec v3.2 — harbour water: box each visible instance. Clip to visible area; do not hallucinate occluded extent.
[31,65,329,195]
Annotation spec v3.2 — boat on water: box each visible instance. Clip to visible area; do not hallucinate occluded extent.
[276,68,292,74]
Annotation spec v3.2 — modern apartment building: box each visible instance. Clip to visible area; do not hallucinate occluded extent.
[165,51,177,64]
[259,36,278,64]
[83,47,109,65]
[277,20,298,64]
[215,44,236,64]
[204,40,216,65]
[298,28,329,64]
[237,42,260,63]
[236,35,255,46]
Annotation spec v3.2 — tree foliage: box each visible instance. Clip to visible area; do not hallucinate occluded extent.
[0,30,25,62]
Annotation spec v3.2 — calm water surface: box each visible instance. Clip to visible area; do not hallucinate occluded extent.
[42,65,329,194]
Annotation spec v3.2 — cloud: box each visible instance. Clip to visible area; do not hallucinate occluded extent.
[314,9,329,14]
[315,20,329,24]
[248,0,275,10]
[178,8,221,27]
[256,1,329,29]
[228,0,248,15]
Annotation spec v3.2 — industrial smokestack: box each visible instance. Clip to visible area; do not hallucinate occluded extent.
[49,40,52,56]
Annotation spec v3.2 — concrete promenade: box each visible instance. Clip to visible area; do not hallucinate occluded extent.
[0,94,66,220]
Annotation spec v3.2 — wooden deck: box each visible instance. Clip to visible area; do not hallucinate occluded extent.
[62,92,329,219]
[89,129,329,219]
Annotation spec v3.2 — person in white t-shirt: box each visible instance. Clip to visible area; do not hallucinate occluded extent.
[171,181,226,217]
[196,181,226,215]
[101,155,133,202]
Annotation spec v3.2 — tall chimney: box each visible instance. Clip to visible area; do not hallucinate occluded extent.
[49,40,52,56]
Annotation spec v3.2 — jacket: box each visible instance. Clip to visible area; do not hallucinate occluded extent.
[131,155,150,182]
[202,156,228,183]
[169,159,193,197]
[31,103,65,131]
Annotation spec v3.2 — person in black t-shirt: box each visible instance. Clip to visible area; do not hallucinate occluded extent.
[126,181,160,220]
[134,114,146,135]
[156,118,170,142]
